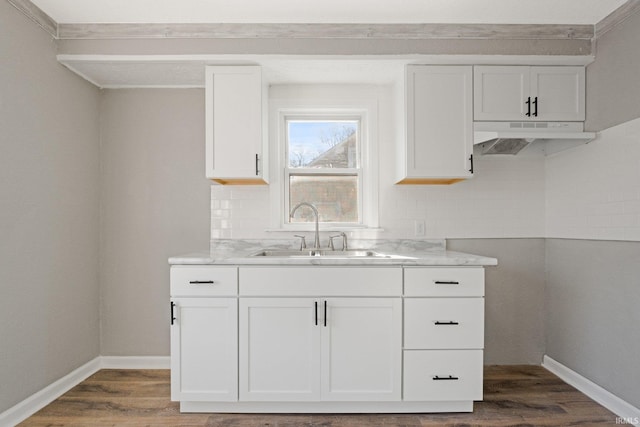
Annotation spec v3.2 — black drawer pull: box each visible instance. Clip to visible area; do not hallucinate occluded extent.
[434,280,459,285]
[189,280,214,284]
[434,321,459,325]
[433,375,459,381]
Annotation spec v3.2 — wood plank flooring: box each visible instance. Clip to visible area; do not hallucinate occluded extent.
[19,366,618,426]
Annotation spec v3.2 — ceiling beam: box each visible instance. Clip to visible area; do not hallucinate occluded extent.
[56,22,592,40]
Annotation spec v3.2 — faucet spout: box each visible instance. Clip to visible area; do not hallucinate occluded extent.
[290,202,321,249]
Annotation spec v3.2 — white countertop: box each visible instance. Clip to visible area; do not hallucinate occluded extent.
[169,239,498,266]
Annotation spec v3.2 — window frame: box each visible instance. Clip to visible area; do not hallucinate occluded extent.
[268,90,379,231]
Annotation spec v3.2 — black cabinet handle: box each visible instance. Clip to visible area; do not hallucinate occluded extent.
[525,96,531,117]
[170,302,176,325]
[433,375,459,381]
[434,321,460,325]
[315,301,318,326]
[189,280,214,284]
[533,96,538,117]
[324,301,327,327]
[469,154,474,174]
[255,154,259,176]
[434,280,460,285]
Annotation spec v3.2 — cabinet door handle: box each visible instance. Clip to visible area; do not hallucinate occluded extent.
[255,154,259,176]
[433,375,459,381]
[189,280,214,284]
[170,302,176,325]
[434,280,460,285]
[469,154,474,174]
[434,321,460,325]
[324,300,327,327]
[315,301,318,326]
[533,96,538,117]
[525,97,531,117]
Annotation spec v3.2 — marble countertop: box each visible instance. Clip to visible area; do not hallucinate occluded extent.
[168,239,498,267]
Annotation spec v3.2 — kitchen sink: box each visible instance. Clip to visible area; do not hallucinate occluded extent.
[249,249,415,259]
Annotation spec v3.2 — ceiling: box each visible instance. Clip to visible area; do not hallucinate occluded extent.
[31,0,627,25]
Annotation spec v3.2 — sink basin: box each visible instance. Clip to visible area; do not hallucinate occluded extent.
[249,249,414,259]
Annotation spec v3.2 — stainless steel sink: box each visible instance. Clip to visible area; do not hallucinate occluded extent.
[249,249,414,259]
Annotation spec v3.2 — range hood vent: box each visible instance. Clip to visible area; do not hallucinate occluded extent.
[474,121,596,155]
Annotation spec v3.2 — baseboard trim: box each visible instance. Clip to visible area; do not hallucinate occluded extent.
[0,356,170,426]
[543,355,640,426]
[0,357,101,427]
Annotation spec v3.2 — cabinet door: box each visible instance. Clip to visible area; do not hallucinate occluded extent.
[473,66,530,121]
[321,298,402,401]
[403,65,473,182]
[531,66,585,121]
[170,298,237,402]
[205,65,267,184]
[239,298,321,401]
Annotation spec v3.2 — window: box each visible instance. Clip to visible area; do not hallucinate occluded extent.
[286,119,361,225]
[268,87,379,230]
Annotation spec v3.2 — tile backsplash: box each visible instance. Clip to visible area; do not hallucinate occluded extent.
[546,117,640,241]
[211,147,546,241]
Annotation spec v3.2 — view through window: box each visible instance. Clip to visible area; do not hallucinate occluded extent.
[286,119,361,224]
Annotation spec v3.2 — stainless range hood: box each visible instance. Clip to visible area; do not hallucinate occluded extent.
[474,121,596,155]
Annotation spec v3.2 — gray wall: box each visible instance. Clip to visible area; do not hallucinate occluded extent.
[448,239,546,365]
[546,239,640,408]
[99,89,210,355]
[0,1,101,413]
[586,9,640,131]
[544,7,640,410]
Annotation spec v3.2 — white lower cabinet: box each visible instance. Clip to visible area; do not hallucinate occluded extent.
[238,267,403,403]
[170,297,238,402]
[402,267,485,405]
[170,264,485,413]
[239,298,321,401]
[321,298,402,401]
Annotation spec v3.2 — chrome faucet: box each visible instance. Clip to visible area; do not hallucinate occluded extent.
[290,202,321,249]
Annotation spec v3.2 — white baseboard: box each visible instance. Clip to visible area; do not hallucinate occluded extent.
[543,355,640,426]
[0,357,101,427]
[0,355,170,427]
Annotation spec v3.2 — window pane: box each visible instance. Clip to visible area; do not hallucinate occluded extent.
[287,120,358,168]
[289,175,359,223]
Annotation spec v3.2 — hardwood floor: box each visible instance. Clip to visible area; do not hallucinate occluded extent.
[19,366,618,426]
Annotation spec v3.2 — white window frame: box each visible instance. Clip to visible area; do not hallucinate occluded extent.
[284,115,363,226]
[268,88,379,231]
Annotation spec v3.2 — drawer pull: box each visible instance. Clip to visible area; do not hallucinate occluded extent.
[433,375,459,381]
[434,321,459,325]
[189,280,214,284]
[434,280,460,285]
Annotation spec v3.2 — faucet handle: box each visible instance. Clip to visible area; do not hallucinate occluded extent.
[294,235,307,250]
[329,232,348,251]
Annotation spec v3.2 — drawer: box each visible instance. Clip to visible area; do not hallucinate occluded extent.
[404,298,484,349]
[403,350,483,401]
[239,267,402,296]
[404,267,484,297]
[170,266,238,296]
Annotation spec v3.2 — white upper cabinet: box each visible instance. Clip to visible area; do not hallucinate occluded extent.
[205,65,268,184]
[474,66,585,122]
[398,65,474,185]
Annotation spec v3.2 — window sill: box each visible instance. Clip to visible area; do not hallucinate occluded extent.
[264,227,384,233]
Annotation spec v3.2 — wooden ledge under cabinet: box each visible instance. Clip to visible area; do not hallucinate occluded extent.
[211,178,268,185]
[396,177,467,185]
